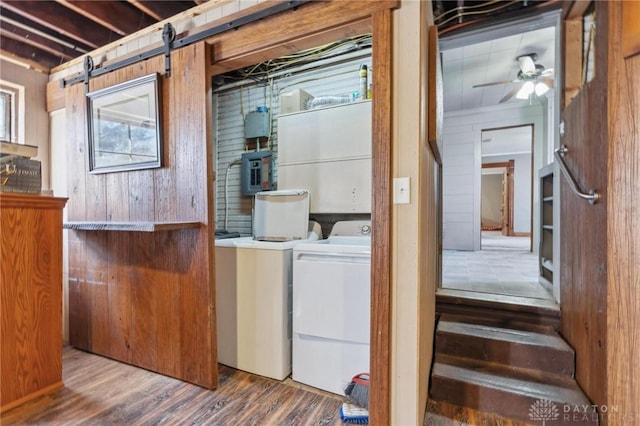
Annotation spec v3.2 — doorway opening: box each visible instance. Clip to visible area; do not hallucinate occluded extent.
[437,13,561,306]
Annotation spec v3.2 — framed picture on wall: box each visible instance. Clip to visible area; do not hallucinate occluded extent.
[87,72,163,173]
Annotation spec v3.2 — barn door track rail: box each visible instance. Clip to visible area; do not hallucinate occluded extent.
[62,0,310,89]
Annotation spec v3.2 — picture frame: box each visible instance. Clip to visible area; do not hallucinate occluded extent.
[87,73,163,173]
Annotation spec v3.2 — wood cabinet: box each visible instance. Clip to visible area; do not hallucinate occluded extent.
[0,193,68,413]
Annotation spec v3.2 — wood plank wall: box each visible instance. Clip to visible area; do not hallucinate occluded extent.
[64,42,217,389]
[559,0,609,413]
[606,1,640,422]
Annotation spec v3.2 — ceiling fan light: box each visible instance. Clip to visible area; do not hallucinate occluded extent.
[535,82,550,96]
[516,81,535,99]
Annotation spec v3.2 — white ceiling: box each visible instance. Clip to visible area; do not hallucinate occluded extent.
[442,26,556,112]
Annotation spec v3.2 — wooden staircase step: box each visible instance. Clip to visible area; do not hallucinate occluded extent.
[436,289,560,329]
[438,313,558,335]
[431,363,598,425]
[436,319,575,377]
[435,353,578,389]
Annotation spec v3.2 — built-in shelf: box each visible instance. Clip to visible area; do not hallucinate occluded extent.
[541,258,554,271]
[539,163,555,286]
[63,221,202,232]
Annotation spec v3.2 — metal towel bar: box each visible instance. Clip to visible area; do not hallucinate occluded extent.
[554,145,600,205]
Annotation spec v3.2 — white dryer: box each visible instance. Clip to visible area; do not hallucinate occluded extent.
[292,220,371,395]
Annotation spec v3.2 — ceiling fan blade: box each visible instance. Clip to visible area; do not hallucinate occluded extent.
[499,86,521,103]
[518,55,536,74]
[473,79,519,88]
[541,68,554,76]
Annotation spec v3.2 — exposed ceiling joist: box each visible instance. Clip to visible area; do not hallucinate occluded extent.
[55,0,157,36]
[0,1,199,73]
[0,36,62,70]
[1,0,117,49]
[0,20,77,61]
[127,0,194,22]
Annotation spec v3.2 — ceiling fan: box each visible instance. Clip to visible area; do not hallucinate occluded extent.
[473,53,554,103]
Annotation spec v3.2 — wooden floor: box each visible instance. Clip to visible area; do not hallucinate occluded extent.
[2,347,536,425]
[1,347,344,425]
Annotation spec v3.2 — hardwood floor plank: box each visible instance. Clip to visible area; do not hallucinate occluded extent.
[1,347,343,425]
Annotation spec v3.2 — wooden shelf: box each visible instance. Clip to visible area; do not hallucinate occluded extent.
[539,164,555,288]
[63,221,201,232]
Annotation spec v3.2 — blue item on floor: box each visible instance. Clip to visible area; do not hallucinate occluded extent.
[340,402,369,424]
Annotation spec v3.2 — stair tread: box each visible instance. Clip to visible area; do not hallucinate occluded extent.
[435,353,576,387]
[439,313,558,334]
[437,288,560,315]
[432,362,591,405]
[438,320,573,353]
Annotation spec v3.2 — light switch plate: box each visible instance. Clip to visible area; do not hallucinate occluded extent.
[393,177,410,204]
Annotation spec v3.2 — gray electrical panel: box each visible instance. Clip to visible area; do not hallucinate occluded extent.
[241,151,274,195]
[244,110,270,139]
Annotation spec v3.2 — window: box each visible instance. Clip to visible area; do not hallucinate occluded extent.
[0,86,17,143]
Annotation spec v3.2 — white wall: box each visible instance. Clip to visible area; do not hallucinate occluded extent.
[443,102,544,251]
[214,54,372,235]
[49,109,69,343]
[0,59,51,190]
[392,1,437,424]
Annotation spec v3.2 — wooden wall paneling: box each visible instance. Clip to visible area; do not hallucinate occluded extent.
[560,0,609,412]
[563,18,583,107]
[370,9,393,426]
[46,80,65,112]
[154,232,182,377]
[206,0,397,75]
[104,145,132,361]
[64,43,216,388]
[81,71,110,359]
[130,232,159,371]
[66,78,90,351]
[154,58,178,224]
[106,231,132,363]
[205,43,218,382]
[86,232,108,356]
[169,42,215,387]
[607,2,640,418]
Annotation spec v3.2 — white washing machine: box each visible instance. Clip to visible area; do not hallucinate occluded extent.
[292,220,371,395]
[215,190,321,380]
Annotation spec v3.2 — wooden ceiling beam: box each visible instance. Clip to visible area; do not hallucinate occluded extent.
[127,0,196,21]
[0,1,118,49]
[0,20,79,61]
[54,0,157,36]
[0,35,61,70]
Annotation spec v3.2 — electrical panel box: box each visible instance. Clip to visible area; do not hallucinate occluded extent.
[241,151,274,196]
[244,111,270,139]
